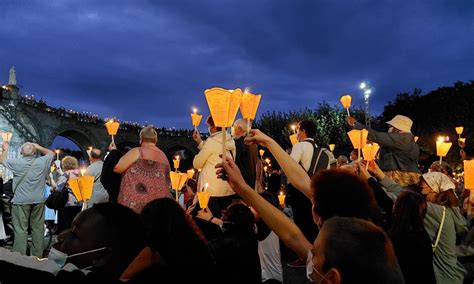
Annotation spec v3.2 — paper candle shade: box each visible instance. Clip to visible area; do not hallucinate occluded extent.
[1,132,12,142]
[187,169,195,179]
[362,143,380,161]
[328,144,335,152]
[204,87,243,127]
[456,127,464,135]
[170,172,188,191]
[459,138,466,145]
[347,129,369,149]
[259,149,265,157]
[436,141,452,157]
[340,95,352,109]
[414,136,419,143]
[464,160,474,190]
[105,120,120,136]
[240,92,261,120]
[197,191,211,209]
[278,192,286,206]
[191,113,203,127]
[68,176,94,202]
[173,156,180,170]
[289,134,298,146]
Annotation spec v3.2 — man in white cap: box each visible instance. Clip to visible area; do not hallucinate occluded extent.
[347,114,420,186]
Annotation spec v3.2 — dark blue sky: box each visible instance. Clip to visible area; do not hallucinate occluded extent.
[1,0,473,130]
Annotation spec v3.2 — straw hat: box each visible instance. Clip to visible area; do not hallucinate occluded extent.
[386,115,413,133]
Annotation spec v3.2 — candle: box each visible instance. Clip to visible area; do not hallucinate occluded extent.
[187,169,195,179]
[198,183,211,209]
[55,149,60,161]
[173,156,180,171]
[80,168,86,176]
[190,107,202,130]
[278,191,286,206]
[291,125,296,135]
[265,158,271,164]
[259,149,265,158]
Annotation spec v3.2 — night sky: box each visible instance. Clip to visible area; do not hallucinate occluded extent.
[1,1,473,131]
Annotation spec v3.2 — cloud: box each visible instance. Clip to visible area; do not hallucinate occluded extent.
[0,0,472,129]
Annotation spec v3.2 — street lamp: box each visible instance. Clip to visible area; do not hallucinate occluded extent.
[360,82,373,128]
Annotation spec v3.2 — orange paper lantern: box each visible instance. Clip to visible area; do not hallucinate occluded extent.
[278,191,286,206]
[1,131,12,142]
[204,87,243,128]
[259,149,265,157]
[68,176,94,202]
[456,126,464,135]
[170,172,188,191]
[328,144,335,152]
[240,92,261,120]
[362,143,380,161]
[436,140,452,157]
[414,136,419,143]
[187,169,195,179]
[465,160,474,190]
[347,129,369,149]
[289,134,298,146]
[105,120,120,136]
[197,191,211,209]
[340,95,352,109]
[173,156,180,170]
[191,113,202,127]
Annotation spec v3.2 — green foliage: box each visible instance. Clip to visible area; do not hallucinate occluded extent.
[254,103,366,157]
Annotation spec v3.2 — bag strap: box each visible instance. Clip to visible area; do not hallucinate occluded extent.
[432,206,446,251]
[304,140,323,176]
[11,158,37,201]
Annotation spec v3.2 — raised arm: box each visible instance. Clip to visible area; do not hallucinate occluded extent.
[32,143,54,156]
[245,129,312,199]
[114,148,139,174]
[218,156,312,259]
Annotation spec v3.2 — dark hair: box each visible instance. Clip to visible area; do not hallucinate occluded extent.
[186,178,197,194]
[206,116,222,131]
[90,149,102,159]
[223,203,256,237]
[322,217,404,283]
[389,191,427,235]
[312,169,375,221]
[141,198,210,267]
[267,173,281,194]
[463,139,474,159]
[298,120,317,138]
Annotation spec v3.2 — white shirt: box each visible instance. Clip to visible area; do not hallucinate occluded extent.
[290,138,316,171]
[258,231,283,282]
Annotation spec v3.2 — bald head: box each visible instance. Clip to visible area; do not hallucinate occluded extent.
[89,148,102,161]
[20,142,36,157]
[233,118,250,138]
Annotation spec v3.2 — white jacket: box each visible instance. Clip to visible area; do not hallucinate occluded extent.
[193,131,236,197]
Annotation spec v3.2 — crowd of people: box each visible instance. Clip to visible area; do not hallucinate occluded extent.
[0,113,473,283]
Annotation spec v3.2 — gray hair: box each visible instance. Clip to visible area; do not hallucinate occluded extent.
[20,143,36,157]
[233,118,250,132]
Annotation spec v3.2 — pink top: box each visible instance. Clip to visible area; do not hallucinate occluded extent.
[117,146,172,213]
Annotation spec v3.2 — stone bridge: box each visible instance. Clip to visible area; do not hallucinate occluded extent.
[0,85,198,165]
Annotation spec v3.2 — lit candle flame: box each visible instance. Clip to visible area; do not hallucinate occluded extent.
[193,107,197,114]
[205,183,209,192]
[80,168,86,176]
[437,136,444,142]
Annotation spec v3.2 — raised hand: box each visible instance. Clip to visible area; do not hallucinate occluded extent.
[244,129,272,148]
[192,130,202,145]
[216,156,247,194]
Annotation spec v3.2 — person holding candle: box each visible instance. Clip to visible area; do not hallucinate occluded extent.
[286,120,332,267]
[85,148,109,207]
[232,118,258,189]
[192,116,236,218]
[114,126,172,213]
[347,114,421,186]
[0,142,54,257]
[55,156,82,234]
